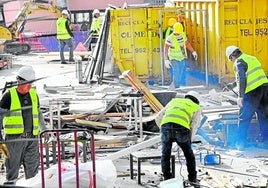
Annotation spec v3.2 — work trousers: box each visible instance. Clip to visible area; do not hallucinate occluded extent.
[59,38,74,61]
[161,123,197,181]
[88,36,98,51]
[238,84,268,145]
[5,133,39,181]
[169,59,187,88]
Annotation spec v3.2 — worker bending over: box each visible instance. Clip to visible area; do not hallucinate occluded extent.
[164,22,198,89]
[0,66,47,185]
[226,46,268,150]
[155,90,201,187]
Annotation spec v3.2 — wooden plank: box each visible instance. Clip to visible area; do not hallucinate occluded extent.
[75,119,112,128]
[62,112,130,120]
[94,136,138,147]
[122,70,163,112]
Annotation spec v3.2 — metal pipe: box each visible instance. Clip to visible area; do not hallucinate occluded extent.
[56,131,62,188]
[39,134,45,188]
[203,10,209,87]
[74,131,80,188]
[201,166,259,178]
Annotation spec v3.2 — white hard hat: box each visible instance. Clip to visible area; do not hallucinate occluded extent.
[185,90,200,104]
[92,9,100,15]
[226,45,239,59]
[17,66,35,81]
[61,10,69,15]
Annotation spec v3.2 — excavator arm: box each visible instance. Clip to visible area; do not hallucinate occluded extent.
[8,0,61,39]
[1,0,61,55]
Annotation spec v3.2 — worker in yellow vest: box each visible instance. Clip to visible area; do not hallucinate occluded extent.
[155,90,201,187]
[56,10,74,64]
[164,22,198,89]
[226,45,268,150]
[163,18,177,40]
[88,9,103,51]
[0,66,47,185]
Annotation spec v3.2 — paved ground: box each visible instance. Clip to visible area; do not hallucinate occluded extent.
[0,53,267,188]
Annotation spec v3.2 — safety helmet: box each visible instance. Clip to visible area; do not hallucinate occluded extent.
[225,45,239,60]
[92,9,100,15]
[17,66,35,81]
[61,10,69,15]
[173,22,184,34]
[167,18,177,27]
[185,90,200,104]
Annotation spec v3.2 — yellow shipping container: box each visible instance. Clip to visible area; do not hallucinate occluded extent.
[110,7,181,83]
[175,0,268,83]
[110,0,268,84]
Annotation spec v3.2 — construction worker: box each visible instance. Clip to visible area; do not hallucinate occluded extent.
[0,66,47,185]
[226,45,268,150]
[155,90,201,187]
[88,9,103,51]
[164,22,198,89]
[56,9,74,64]
[163,18,177,40]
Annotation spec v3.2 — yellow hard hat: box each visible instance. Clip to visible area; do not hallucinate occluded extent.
[173,22,184,34]
[167,18,177,27]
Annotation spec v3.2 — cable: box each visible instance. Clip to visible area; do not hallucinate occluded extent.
[176,147,185,181]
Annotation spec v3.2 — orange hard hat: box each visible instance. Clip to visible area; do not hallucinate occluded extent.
[167,18,177,27]
[173,22,184,34]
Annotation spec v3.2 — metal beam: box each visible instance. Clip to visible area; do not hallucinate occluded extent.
[101,135,161,160]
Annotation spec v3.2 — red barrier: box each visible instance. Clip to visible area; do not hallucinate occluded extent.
[39,129,96,188]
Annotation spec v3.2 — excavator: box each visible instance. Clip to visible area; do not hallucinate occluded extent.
[0,0,62,55]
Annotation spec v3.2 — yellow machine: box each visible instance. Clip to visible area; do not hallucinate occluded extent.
[0,0,61,55]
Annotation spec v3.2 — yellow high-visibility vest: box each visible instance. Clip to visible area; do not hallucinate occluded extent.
[57,17,72,40]
[235,53,268,93]
[160,98,200,129]
[91,17,103,36]
[4,87,40,135]
[167,33,187,61]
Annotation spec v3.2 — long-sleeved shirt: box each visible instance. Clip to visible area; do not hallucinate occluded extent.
[234,55,248,97]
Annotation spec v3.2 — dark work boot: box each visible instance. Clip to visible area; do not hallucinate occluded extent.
[190,179,200,188]
[162,172,172,180]
[184,179,200,188]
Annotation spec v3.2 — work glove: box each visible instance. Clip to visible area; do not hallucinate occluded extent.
[192,51,198,61]
[226,82,236,89]
[164,60,172,69]
[0,143,10,158]
[237,97,243,107]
